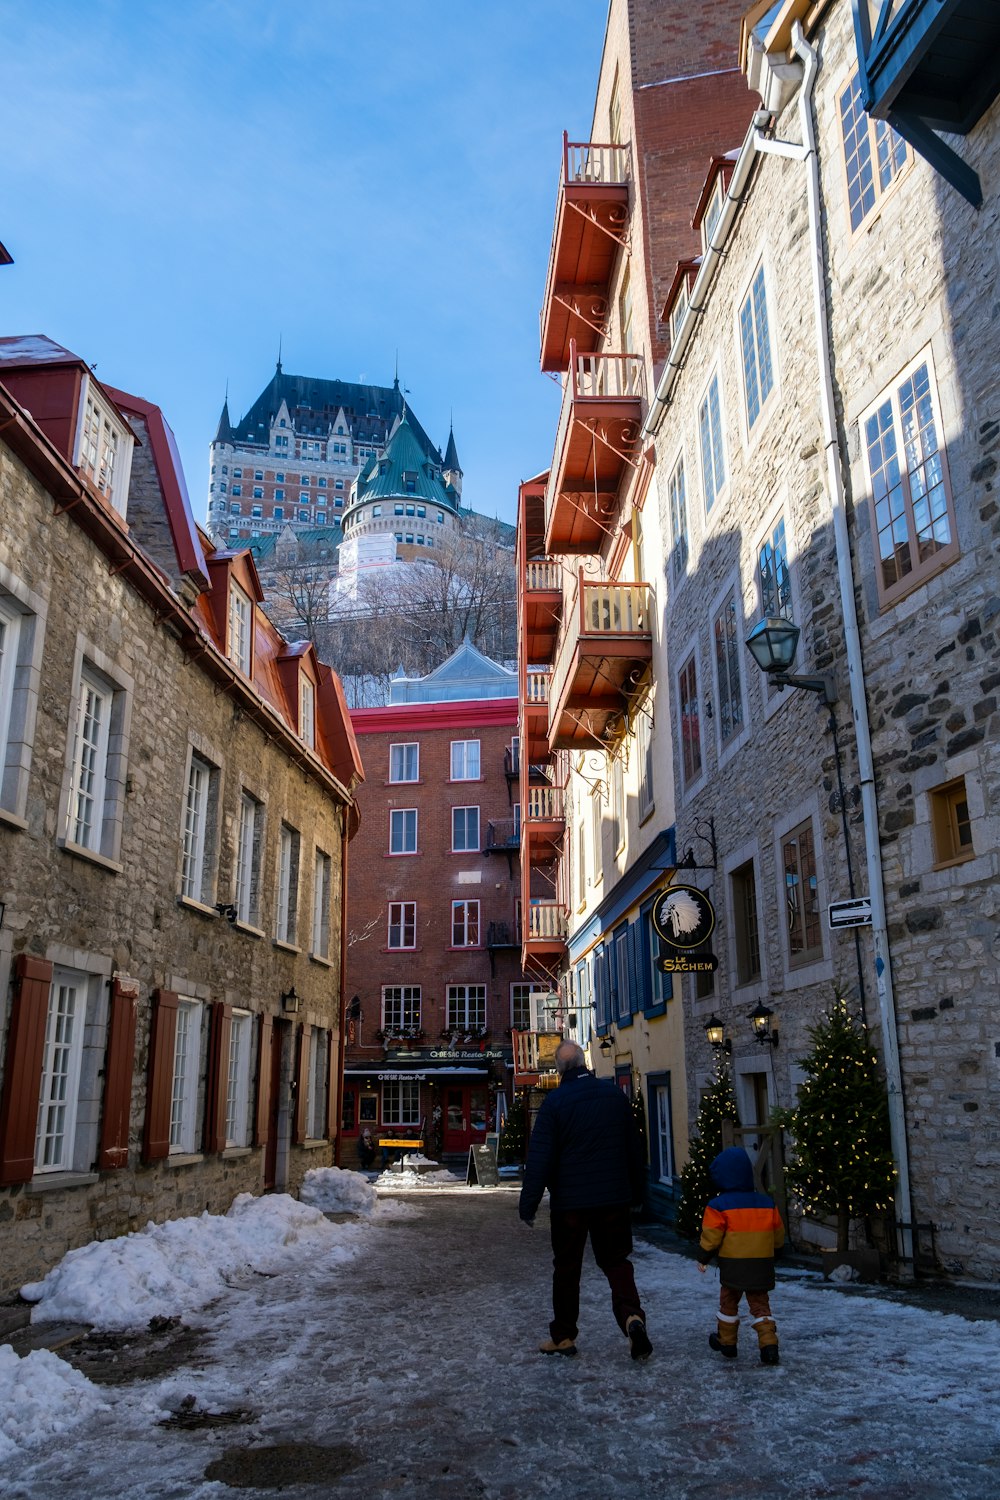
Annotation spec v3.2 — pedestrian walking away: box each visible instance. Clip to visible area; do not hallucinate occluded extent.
[697,1146,785,1365]
[518,1040,652,1361]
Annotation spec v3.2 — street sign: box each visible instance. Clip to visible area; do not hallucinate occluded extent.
[828,897,872,929]
[651,885,716,949]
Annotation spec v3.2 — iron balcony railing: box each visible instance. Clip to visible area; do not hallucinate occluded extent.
[485,818,520,852]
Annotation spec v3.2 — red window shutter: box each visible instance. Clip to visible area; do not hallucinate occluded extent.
[142,989,179,1162]
[0,955,54,1186]
[203,1002,233,1154]
[293,1024,310,1145]
[98,977,139,1171]
[254,1011,273,1147]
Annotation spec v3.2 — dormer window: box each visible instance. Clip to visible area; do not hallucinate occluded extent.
[227,584,252,675]
[702,176,725,247]
[403,471,417,493]
[670,279,690,345]
[299,676,315,749]
[279,418,286,427]
[76,384,132,516]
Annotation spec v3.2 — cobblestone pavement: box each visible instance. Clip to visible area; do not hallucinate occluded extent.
[5,1188,1000,1499]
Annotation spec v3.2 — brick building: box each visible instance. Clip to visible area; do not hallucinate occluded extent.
[343,641,543,1163]
[0,336,363,1296]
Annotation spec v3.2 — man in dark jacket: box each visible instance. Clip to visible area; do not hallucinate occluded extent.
[519,1041,651,1360]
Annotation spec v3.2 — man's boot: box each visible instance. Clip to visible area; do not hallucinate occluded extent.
[752,1315,779,1365]
[708,1312,739,1358]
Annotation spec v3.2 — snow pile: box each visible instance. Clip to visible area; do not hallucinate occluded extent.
[300,1165,378,1215]
[21,1192,362,1330]
[376,1163,464,1188]
[0,1345,109,1462]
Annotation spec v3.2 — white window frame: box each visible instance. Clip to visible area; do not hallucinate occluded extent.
[74,379,133,516]
[180,752,214,903]
[451,900,480,948]
[446,984,486,1031]
[451,805,480,853]
[169,998,204,1154]
[389,808,418,854]
[312,849,331,959]
[511,982,546,1031]
[698,368,727,514]
[227,583,252,674]
[299,676,315,749]
[387,901,417,950]
[225,1009,253,1148]
[0,570,44,824]
[738,259,776,435]
[667,449,689,583]
[34,967,88,1173]
[711,580,748,764]
[275,824,300,945]
[389,742,419,783]
[235,791,262,926]
[306,1028,329,1140]
[450,739,481,781]
[382,1078,420,1126]
[382,986,421,1032]
[637,700,654,822]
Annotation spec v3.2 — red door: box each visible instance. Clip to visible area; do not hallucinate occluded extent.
[442,1085,489,1153]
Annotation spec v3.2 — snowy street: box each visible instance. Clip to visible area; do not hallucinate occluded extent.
[3,1174,1000,1499]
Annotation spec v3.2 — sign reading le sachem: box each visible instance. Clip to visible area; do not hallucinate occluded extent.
[651,884,716,950]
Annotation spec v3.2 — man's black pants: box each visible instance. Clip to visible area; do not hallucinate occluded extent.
[549,1204,644,1342]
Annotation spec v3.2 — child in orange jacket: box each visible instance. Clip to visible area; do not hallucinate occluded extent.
[697,1146,785,1365]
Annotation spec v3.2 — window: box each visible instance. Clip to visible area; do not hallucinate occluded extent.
[382,1078,420,1126]
[318,477,327,488]
[930,777,974,868]
[702,175,726,248]
[511,983,546,1030]
[740,264,774,429]
[253,487,263,500]
[619,265,634,354]
[670,277,690,347]
[180,752,218,903]
[451,806,480,852]
[389,808,417,854]
[782,820,822,967]
[78,391,126,511]
[861,357,957,607]
[312,849,331,958]
[678,652,702,785]
[609,69,622,143]
[590,785,603,881]
[316,512,326,525]
[642,906,669,1013]
[169,998,204,1153]
[394,504,404,516]
[273,507,284,521]
[275,489,285,501]
[446,984,486,1030]
[299,677,315,748]
[66,661,129,858]
[34,967,88,1172]
[383,986,421,1032]
[235,791,262,925]
[0,590,38,820]
[254,470,263,481]
[275,472,284,482]
[713,591,744,747]
[300,492,309,504]
[637,704,654,820]
[225,1010,252,1148]
[275,824,300,944]
[452,900,480,947]
[251,505,262,519]
[299,510,309,522]
[227,584,252,674]
[839,72,909,232]
[731,860,762,985]
[230,500,241,512]
[668,454,688,582]
[306,1028,329,1140]
[389,742,419,782]
[234,468,242,478]
[387,901,416,949]
[610,753,624,854]
[699,373,726,511]
[758,516,792,620]
[451,739,481,781]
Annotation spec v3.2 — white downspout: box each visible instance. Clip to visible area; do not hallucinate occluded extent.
[790,20,913,1262]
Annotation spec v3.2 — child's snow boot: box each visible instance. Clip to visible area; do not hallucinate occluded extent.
[752,1315,779,1365]
[708,1312,739,1358]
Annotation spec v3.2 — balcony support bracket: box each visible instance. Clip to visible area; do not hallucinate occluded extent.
[566,196,630,251]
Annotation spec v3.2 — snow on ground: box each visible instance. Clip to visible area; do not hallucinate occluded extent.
[3,1186,1000,1498]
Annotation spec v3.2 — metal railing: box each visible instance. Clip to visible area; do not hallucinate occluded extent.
[485,818,520,851]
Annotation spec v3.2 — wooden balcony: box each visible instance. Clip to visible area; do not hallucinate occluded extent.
[512,1029,561,1089]
[522,558,563,665]
[544,344,645,556]
[523,900,568,961]
[522,784,565,866]
[549,574,652,751]
[521,667,552,763]
[540,134,631,373]
[854,0,1000,206]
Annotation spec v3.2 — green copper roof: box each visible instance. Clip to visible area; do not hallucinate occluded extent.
[353,412,459,511]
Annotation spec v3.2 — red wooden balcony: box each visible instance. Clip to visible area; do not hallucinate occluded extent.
[544,344,645,556]
[540,134,632,373]
[522,900,568,963]
[522,558,562,665]
[549,574,652,751]
[522,783,565,865]
[521,667,552,763]
[512,1029,562,1089]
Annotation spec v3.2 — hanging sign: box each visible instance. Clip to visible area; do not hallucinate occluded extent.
[651,884,716,949]
[656,950,719,974]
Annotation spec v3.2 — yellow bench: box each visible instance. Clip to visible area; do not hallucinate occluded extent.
[378,1138,422,1150]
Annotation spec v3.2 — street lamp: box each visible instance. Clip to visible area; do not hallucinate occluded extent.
[745,616,836,704]
[704,1015,731,1054]
[748,1001,779,1048]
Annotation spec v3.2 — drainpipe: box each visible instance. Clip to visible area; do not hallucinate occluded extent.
[789,19,912,1261]
[333,805,350,1166]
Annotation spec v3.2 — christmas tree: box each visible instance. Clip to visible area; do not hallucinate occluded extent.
[674,1056,740,1239]
[776,994,895,1251]
[497,1093,528,1166]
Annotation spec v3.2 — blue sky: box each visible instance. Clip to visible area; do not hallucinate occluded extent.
[1,1,607,525]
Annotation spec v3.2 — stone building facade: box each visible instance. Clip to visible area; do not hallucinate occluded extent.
[343,642,539,1163]
[640,0,999,1275]
[0,338,363,1298]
